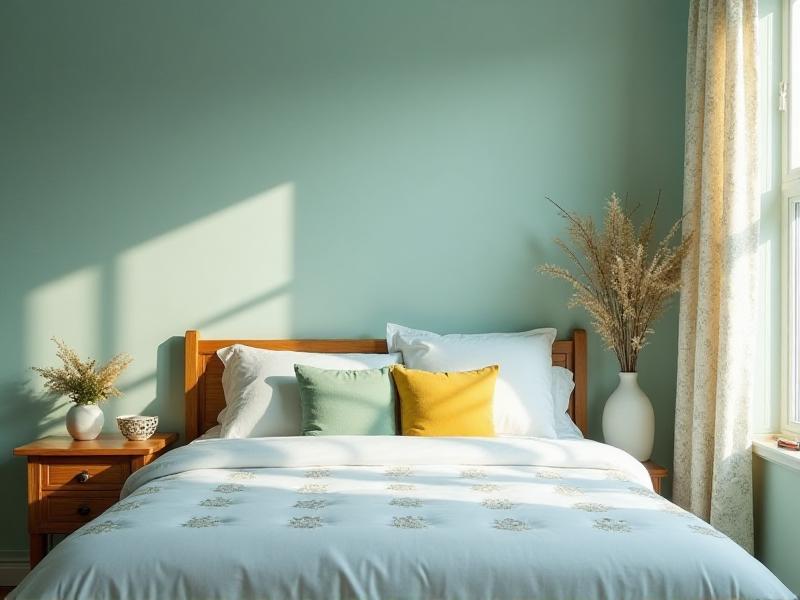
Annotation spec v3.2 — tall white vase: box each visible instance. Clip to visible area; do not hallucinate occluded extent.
[602,372,654,461]
[66,404,104,441]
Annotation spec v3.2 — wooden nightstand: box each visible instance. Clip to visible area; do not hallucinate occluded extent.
[13,432,177,567]
[641,460,669,495]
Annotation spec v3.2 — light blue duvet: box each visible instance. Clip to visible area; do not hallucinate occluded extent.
[11,436,796,600]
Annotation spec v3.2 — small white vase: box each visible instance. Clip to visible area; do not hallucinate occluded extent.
[602,372,654,461]
[66,404,104,441]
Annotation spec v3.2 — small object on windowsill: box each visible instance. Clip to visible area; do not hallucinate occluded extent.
[777,437,800,451]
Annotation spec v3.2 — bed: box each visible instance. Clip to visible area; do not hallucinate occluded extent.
[10,329,794,600]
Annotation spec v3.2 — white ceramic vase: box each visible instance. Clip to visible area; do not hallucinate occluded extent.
[602,372,654,461]
[66,404,104,441]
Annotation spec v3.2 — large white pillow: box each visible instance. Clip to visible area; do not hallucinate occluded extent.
[386,323,557,438]
[551,366,584,439]
[217,344,402,438]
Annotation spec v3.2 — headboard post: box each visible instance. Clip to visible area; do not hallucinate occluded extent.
[572,329,588,435]
[184,329,200,442]
[183,328,589,441]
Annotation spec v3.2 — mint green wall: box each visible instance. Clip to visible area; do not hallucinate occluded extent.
[754,457,800,595]
[0,1,688,555]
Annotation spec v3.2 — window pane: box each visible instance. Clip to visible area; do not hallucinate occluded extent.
[794,202,800,423]
[790,0,800,170]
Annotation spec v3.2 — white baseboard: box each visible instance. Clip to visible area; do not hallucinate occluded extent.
[0,552,29,586]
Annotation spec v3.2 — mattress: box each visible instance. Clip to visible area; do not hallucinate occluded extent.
[10,436,794,600]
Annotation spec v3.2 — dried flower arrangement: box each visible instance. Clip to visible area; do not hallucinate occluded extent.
[33,338,133,405]
[539,193,692,373]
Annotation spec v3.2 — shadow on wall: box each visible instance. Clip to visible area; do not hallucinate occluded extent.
[0,382,67,445]
[0,381,67,544]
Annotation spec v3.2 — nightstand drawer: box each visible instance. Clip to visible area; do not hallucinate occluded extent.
[40,494,118,527]
[43,458,130,490]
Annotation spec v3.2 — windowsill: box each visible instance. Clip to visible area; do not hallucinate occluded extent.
[752,434,800,473]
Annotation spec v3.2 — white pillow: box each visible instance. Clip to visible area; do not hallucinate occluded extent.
[196,424,221,440]
[217,344,402,438]
[386,323,557,438]
[551,366,584,439]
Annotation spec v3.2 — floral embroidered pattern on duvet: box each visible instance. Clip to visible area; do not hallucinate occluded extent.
[89,463,712,542]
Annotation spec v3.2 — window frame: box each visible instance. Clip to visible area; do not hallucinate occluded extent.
[781,0,800,435]
[782,191,800,434]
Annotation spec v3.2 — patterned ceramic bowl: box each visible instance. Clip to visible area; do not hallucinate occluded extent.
[116,415,158,441]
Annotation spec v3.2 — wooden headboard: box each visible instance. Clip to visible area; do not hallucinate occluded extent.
[184,329,588,442]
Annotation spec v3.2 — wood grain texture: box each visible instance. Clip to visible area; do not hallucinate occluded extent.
[42,458,129,490]
[184,329,589,441]
[184,329,200,442]
[13,433,177,456]
[572,329,588,435]
[39,494,118,527]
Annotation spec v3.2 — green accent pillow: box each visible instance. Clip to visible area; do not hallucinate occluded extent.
[293,364,398,436]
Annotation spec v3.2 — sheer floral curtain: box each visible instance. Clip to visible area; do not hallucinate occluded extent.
[673,0,759,552]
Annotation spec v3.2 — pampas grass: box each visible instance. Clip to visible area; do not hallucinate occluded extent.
[33,338,132,405]
[539,193,691,372]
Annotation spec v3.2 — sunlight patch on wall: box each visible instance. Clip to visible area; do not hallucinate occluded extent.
[24,266,102,369]
[114,183,295,389]
[115,183,295,338]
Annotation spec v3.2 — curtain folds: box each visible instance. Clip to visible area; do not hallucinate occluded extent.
[673,0,759,552]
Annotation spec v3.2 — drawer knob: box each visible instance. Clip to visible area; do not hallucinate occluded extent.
[77,505,91,517]
[76,471,90,484]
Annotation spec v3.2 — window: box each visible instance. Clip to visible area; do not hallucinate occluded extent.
[783,0,800,433]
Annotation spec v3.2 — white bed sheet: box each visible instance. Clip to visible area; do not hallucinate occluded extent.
[10,436,794,600]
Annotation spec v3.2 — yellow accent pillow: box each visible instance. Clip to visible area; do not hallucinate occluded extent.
[391,364,498,436]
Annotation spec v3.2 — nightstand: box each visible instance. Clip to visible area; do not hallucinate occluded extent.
[641,460,668,495]
[13,432,177,567]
